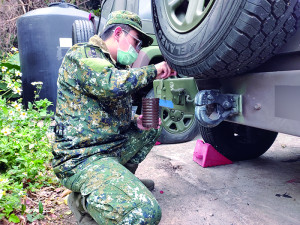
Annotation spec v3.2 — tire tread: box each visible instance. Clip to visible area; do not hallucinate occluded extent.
[154,0,300,78]
[72,20,95,45]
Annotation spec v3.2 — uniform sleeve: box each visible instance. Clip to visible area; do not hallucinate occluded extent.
[73,55,157,99]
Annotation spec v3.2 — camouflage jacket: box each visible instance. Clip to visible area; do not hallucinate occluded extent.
[52,35,157,178]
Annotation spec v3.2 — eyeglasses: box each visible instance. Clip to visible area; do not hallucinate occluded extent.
[123,30,143,51]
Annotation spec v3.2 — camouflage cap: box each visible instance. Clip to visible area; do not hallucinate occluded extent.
[104,10,153,48]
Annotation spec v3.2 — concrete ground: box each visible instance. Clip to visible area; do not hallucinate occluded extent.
[137,133,300,225]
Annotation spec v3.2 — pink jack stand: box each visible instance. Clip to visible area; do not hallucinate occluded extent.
[193,140,233,167]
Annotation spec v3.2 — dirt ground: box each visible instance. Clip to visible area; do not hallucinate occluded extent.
[16,132,299,225]
[139,133,300,225]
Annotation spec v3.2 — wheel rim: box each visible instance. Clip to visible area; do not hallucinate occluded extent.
[163,0,215,33]
[161,107,195,134]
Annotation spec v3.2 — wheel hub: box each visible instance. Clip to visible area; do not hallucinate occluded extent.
[161,107,194,133]
[163,0,215,33]
[169,109,184,122]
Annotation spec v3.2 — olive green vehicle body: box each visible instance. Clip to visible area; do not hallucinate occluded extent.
[149,0,300,137]
[94,0,300,149]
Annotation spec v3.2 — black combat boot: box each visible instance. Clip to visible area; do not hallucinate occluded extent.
[124,163,155,191]
[68,192,98,225]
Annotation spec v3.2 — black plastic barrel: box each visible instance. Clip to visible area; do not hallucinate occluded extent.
[17,2,93,112]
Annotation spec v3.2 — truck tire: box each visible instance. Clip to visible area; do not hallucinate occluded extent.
[72,20,95,45]
[199,122,278,161]
[152,0,300,79]
[147,89,199,144]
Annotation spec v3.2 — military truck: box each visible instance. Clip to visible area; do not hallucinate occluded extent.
[74,0,300,161]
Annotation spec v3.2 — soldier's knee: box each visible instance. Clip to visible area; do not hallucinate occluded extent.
[121,201,162,225]
[142,201,162,224]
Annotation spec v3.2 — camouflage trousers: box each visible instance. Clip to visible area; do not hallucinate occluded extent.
[61,126,161,225]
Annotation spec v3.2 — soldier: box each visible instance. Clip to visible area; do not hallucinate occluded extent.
[52,10,175,225]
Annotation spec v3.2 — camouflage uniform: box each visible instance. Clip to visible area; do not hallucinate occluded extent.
[52,10,161,225]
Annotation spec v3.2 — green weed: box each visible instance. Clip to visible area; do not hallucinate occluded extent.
[0,48,56,222]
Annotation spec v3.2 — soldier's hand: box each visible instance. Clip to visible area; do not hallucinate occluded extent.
[154,61,177,79]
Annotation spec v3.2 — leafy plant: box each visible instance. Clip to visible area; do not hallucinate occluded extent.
[0,49,57,222]
[0,47,21,100]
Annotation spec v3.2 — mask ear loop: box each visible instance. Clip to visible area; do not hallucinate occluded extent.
[123,33,139,54]
[121,29,142,51]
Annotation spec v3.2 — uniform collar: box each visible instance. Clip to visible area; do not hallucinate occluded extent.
[88,35,117,64]
[88,35,130,69]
